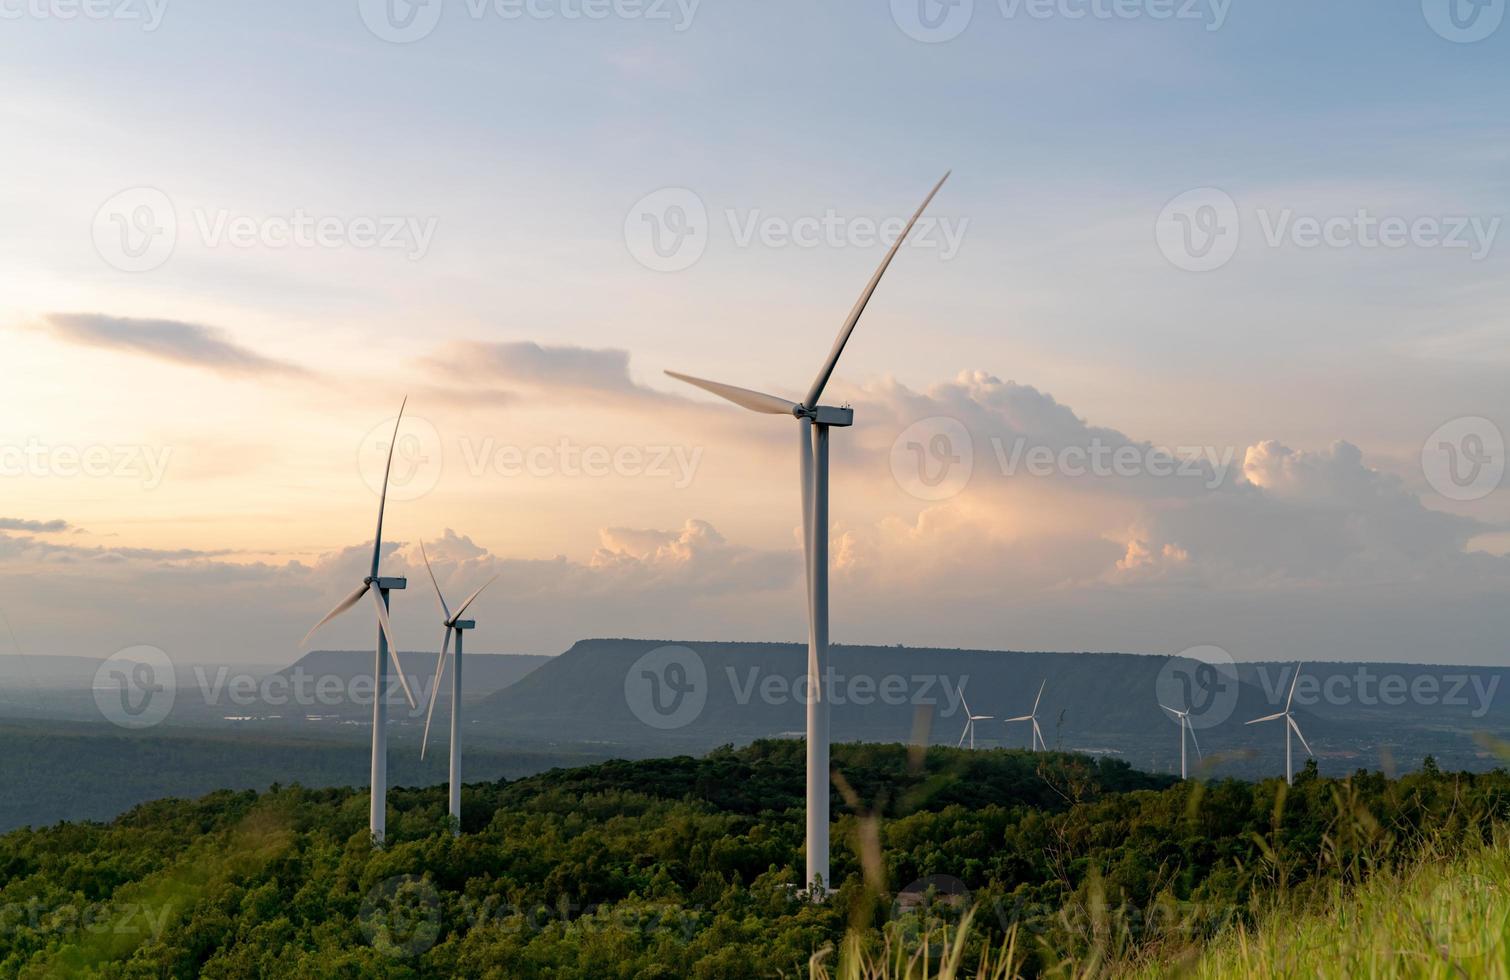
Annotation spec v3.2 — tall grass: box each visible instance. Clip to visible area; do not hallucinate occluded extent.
[808,834,1509,979]
[807,910,1027,980]
[1121,832,1510,980]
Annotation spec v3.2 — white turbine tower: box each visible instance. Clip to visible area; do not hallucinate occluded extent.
[1246,662,1313,785]
[1159,702,1202,779]
[956,692,993,750]
[418,541,496,834]
[665,172,950,894]
[1005,679,1047,751]
[301,399,419,844]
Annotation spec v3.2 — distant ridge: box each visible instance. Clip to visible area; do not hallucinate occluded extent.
[476,639,1509,777]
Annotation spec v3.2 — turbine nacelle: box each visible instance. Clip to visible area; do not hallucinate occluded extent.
[797,405,855,427]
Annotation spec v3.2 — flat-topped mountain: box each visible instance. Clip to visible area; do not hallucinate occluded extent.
[476,639,1508,776]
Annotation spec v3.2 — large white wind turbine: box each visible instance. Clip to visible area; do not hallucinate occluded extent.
[1005,679,1047,752]
[1246,662,1313,785]
[1159,702,1203,779]
[956,692,993,750]
[418,541,496,834]
[301,399,419,844]
[665,173,950,894]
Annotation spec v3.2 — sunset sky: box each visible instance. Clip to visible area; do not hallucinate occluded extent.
[2,0,1508,665]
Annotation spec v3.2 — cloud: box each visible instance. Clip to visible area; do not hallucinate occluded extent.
[589,519,796,592]
[418,528,489,564]
[0,518,69,533]
[1112,440,1488,585]
[805,371,1510,658]
[2,367,1507,666]
[0,532,232,564]
[43,313,309,378]
[424,340,671,406]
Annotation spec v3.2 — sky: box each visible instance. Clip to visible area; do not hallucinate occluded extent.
[1,0,1508,666]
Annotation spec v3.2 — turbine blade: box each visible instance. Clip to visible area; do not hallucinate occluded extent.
[1032,678,1045,715]
[1246,711,1286,725]
[1004,715,1033,723]
[452,575,498,621]
[1289,715,1314,756]
[371,396,407,579]
[369,585,397,653]
[420,627,453,761]
[1032,719,1044,751]
[802,171,950,409]
[959,691,972,717]
[300,583,369,647]
[419,540,451,622]
[1187,717,1202,760]
[388,645,418,712]
[957,723,967,748]
[1158,703,1182,718]
[1286,662,1304,711]
[665,371,798,416]
[370,589,418,711]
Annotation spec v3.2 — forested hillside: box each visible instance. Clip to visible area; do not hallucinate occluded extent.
[0,742,1504,977]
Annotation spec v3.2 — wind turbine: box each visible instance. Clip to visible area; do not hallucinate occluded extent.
[956,691,993,750]
[1159,702,1202,779]
[1246,662,1313,785]
[665,172,950,894]
[301,398,419,844]
[418,541,496,834]
[1005,679,1046,751]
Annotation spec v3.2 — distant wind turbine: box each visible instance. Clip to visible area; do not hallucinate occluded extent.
[1159,702,1202,779]
[956,691,993,749]
[1246,662,1313,784]
[301,398,419,844]
[418,541,496,834]
[665,172,950,894]
[1005,679,1047,751]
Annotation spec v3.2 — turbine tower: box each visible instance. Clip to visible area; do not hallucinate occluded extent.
[1005,679,1046,751]
[302,398,419,844]
[1246,662,1313,784]
[1159,702,1203,779]
[418,541,496,834]
[665,172,950,894]
[956,691,993,750]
